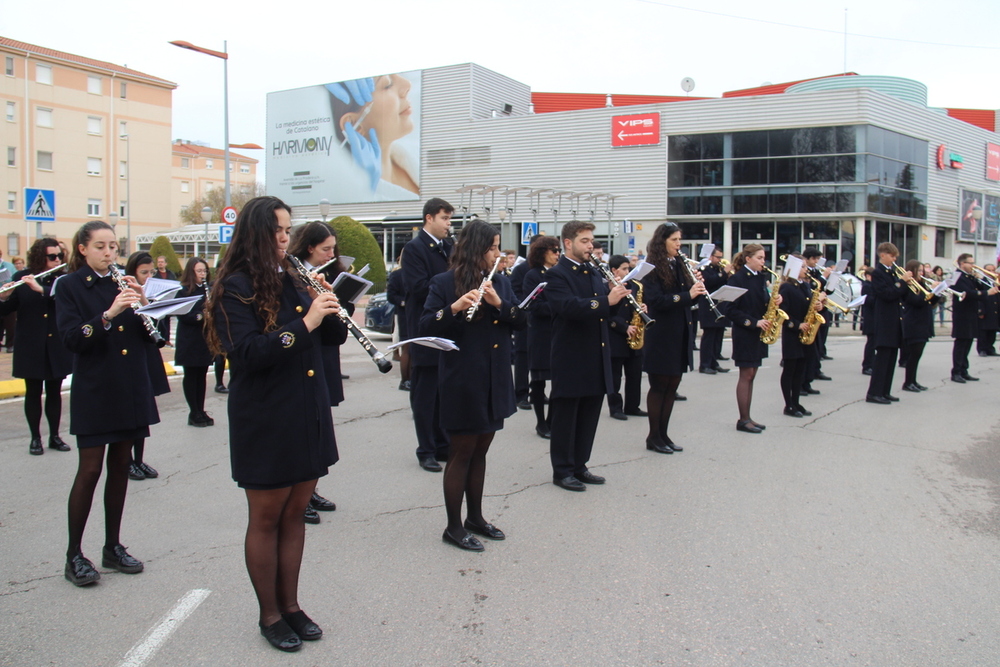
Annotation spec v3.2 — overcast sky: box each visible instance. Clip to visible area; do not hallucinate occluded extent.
[4,0,998,169]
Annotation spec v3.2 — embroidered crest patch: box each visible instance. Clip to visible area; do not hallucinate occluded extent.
[435,309,444,321]
[279,332,295,348]
[744,319,752,327]
[82,324,94,337]
[590,300,599,310]
[673,294,681,303]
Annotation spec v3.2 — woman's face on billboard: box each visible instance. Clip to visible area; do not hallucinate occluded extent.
[353,74,413,144]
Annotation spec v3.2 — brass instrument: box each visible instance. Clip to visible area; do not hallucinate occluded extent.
[0,263,66,294]
[892,262,933,301]
[466,256,503,321]
[800,276,827,345]
[592,261,654,328]
[760,266,788,345]
[108,263,166,348]
[679,252,724,321]
[920,275,964,302]
[972,264,999,282]
[626,281,644,350]
[824,297,850,315]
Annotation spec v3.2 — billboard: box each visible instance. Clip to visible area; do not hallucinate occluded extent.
[267,70,422,206]
[987,143,1000,182]
[611,113,660,147]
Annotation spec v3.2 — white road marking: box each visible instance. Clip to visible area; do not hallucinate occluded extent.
[118,588,211,667]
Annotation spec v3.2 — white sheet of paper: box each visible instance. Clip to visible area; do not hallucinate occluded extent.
[518,282,547,309]
[783,255,804,279]
[826,272,843,293]
[356,264,371,278]
[946,272,960,286]
[710,285,748,303]
[387,337,459,352]
[931,281,949,296]
[847,294,867,308]
[834,259,850,272]
[512,256,526,268]
[135,295,202,318]
[144,277,182,301]
[623,260,654,283]
[699,243,715,259]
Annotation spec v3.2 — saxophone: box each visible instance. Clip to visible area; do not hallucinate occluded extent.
[627,281,644,350]
[760,268,789,345]
[799,276,827,345]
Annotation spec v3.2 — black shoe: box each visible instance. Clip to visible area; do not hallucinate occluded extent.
[962,372,979,381]
[883,394,900,402]
[137,462,158,478]
[65,553,100,586]
[399,380,411,391]
[101,544,144,574]
[801,387,821,395]
[464,519,506,540]
[862,368,873,376]
[674,393,687,401]
[665,439,683,452]
[517,399,532,411]
[699,367,717,375]
[914,383,928,391]
[442,529,485,551]
[821,355,833,361]
[48,435,71,452]
[310,492,336,512]
[29,438,43,456]
[783,407,805,418]
[214,384,229,394]
[128,463,146,480]
[624,408,648,417]
[645,436,673,454]
[419,458,443,472]
[951,373,967,383]
[751,421,766,431]
[795,405,813,416]
[713,366,730,373]
[188,413,208,427]
[978,351,990,357]
[281,610,323,641]
[610,411,627,420]
[815,373,832,381]
[716,355,729,361]
[902,383,921,393]
[259,618,302,652]
[553,476,586,491]
[200,412,215,426]
[341,373,350,380]
[736,420,762,434]
[303,507,321,524]
[535,424,551,439]
[577,470,606,484]
[866,395,891,404]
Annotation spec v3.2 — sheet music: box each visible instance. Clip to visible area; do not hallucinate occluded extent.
[518,282,547,309]
[710,285,747,303]
[387,337,459,352]
[135,295,202,318]
[622,260,654,283]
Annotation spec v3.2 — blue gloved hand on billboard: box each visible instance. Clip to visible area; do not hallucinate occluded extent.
[344,122,382,191]
[326,78,375,106]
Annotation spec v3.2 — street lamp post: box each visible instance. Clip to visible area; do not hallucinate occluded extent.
[319,199,330,222]
[201,206,213,259]
[170,39,231,207]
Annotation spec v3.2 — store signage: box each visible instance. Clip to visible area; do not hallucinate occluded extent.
[987,143,1000,182]
[936,144,964,170]
[611,113,660,147]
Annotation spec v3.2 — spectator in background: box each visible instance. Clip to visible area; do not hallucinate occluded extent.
[932,265,946,326]
[0,249,16,351]
[592,242,607,268]
[152,255,176,344]
[12,256,25,272]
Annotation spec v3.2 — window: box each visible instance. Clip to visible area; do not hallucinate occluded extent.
[36,64,52,85]
[6,192,15,212]
[205,181,214,191]
[119,81,127,99]
[205,159,214,169]
[181,157,189,168]
[180,180,190,193]
[4,56,13,77]
[87,75,101,94]
[119,201,127,217]
[36,107,52,127]
[87,116,101,135]
[4,101,13,123]
[240,164,250,174]
[118,121,127,138]
[87,199,101,216]
[119,161,127,178]
[935,228,947,257]
[87,157,102,176]
[37,151,52,170]
[7,232,19,256]
[6,147,14,167]
[229,163,234,172]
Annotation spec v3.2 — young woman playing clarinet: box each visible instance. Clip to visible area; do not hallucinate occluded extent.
[174,257,215,426]
[205,196,344,652]
[724,244,778,434]
[421,219,525,551]
[55,222,160,586]
[778,256,817,418]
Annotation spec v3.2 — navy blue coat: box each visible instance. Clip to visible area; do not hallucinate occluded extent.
[421,271,524,432]
[902,288,940,343]
[724,267,770,363]
[386,268,408,339]
[951,271,991,340]
[641,261,694,375]
[214,271,340,488]
[55,267,160,437]
[860,280,875,336]
[779,280,812,360]
[609,281,641,360]
[510,260,532,354]
[523,266,554,372]
[869,263,907,348]
[544,256,616,398]
[402,230,452,367]
[0,269,72,380]
[174,283,214,367]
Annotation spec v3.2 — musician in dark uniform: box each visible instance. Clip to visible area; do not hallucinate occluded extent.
[860,268,876,375]
[386,259,410,390]
[640,224,705,452]
[976,263,1000,356]
[421,220,524,551]
[510,240,536,410]
[901,259,941,392]
[0,238,71,455]
[55,221,160,587]
[174,257,214,426]
[206,196,342,652]
[802,249,833,393]
[951,253,999,383]
[778,257,818,418]
[723,244,775,433]
[522,235,560,438]
[606,255,645,421]
[401,198,454,472]
[545,220,627,492]
[865,243,909,403]
[698,246,729,374]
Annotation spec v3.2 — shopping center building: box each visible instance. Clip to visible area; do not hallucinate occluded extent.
[273,64,999,271]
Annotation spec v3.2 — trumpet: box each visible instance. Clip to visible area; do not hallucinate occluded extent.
[921,275,965,301]
[892,263,933,301]
[466,255,503,321]
[679,252,724,321]
[972,265,999,281]
[592,261,655,328]
[0,263,66,294]
[108,263,166,347]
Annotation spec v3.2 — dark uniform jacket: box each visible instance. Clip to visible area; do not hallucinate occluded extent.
[402,230,452,366]
[0,269,72,380]
[608,281,641,360]
[523,266,554,371]
[386,269,408,339]
[641,261,694,375]
[174,283,214,367]
[778,280,812,360]
[545,256,616,398]
[902,288,940,343]
[869,263,907,348]
[724,267,770,362]
[860,280,876,336]
[698,263,729,328]
[55,266,160,437]
[978,288,1000,332]
[421,271,524,432]
[510,260,532,355]
[951,271,990,340]
[807,266,834,321]
[214,270,341,488]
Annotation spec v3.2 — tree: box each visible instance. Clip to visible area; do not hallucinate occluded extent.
[148,236,182,275]
[180,182,266,226]
[329,216,387,289]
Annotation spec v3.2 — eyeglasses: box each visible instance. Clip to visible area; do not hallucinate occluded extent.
[46,253,65,261]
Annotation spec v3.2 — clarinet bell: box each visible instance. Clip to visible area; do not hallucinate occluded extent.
[374,354,393,374]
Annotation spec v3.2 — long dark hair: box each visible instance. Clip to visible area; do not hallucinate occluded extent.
[205,196,292,355]
[69,221,115,271]
[288,221,342,282]
[181,257,209,290]
[646,222,688,290]
[450,219,500,298]
[26,237,62,275]
[528,236,559,269]
[125,251,153,277]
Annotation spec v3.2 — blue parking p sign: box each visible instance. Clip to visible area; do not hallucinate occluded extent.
[218,224,233,245]
[25,188,56,222]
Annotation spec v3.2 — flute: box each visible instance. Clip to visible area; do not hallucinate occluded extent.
[466,256,503,322]
[0,263,66,294]
[285,253,393,374]
[108,263,166,347]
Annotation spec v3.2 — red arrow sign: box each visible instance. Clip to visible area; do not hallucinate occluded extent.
[611,113,660,147]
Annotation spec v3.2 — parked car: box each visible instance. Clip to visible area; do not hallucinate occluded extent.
[365,292,394,334]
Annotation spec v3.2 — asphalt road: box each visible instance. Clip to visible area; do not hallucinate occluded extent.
[2,333,1000,666]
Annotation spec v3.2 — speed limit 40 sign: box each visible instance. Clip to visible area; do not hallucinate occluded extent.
[221,206,238,224]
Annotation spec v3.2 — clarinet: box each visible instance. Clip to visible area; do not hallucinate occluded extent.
[108,263,166,347]
[466,256,503,322]
[285,253,392,374]
[678,252,724,322]
[591,261,655,328]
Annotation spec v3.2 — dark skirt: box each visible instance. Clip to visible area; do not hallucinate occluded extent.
[732,327,768,368]
[447,418,504,437]
[238,472,324,491]
[77,426,150,449]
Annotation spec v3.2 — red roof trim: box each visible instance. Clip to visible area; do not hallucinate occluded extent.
[945,108,995,133]
[531,92,710,114]
[0,36,177,88]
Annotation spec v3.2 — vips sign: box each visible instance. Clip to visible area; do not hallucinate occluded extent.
[611,113,660,147]
[987,143,1000,182]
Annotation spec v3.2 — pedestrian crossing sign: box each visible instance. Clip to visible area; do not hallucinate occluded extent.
[521,221,538,246]
[25,188,56,222]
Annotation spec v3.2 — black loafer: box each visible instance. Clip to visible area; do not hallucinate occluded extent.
[699,367,717,375]
[102,544,144,574]
[783,407,805,418]
[577,470,606,484]
[65,554,101,586]
[535,424,551,439]
[128,463,145,480]
[902,383,921,393]
[260,618,302,652]
[29,438,43,456]
[464,519,505,540]
[610,411,627,420]
[281,610,322,641]
[48,435,71,452]
[951,373,967,383]
[674,393,687,401]
[516,399,532,410]
[399,380,411,391]
[666,440,683,452]
[442,529,485,551]
[815,373,832,381]
[645,437,673,454]
[713,366,730,373]
[862,368,873,376]
[137,462,158,479]
[801,387,821,395]
[883,394,900,402]
[553,476,586,492]
[214,384,229,394]
[821,355,833,361]
[310,492,336,512]
[866,395,891,404]
[201,412,215,426]
[303,507,321,524]
[419,458,443,472]
[624,409,648,417]
[717,355,729,361]
[914,383,928,391]
[963,373,980,381]
[188,413,209,427]
[736,420,762,434]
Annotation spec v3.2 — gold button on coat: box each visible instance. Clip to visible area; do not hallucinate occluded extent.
[307,370,315,377]
[121,349,128,355]
[296,305,303,312]
[118,326,124,332]
[493,344,498,349]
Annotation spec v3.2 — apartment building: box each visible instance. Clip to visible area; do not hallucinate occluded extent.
[171,140,258,224]
[0,36,176,256]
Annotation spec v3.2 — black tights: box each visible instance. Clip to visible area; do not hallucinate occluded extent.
[24,378,63,439]
[646,374,682,445]
[736,367,758,422]
[780,357,806,409]
[183,366,209,416]
[443,432,495,538]
[904,341,926,386]
[529,379,548,429]
[132,437,145,464]
[214,357,226,386]
[66,441,133,559]
[244,479,317,626]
